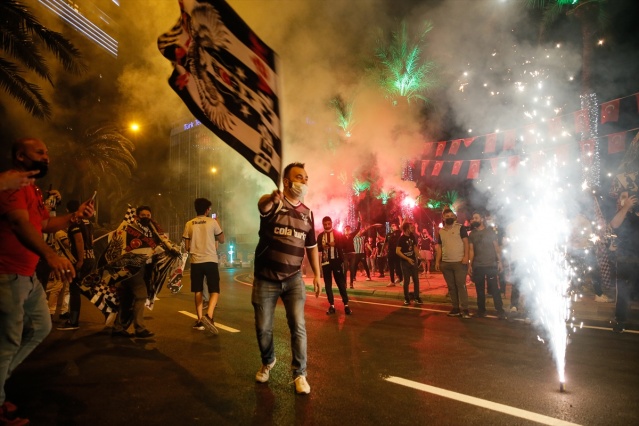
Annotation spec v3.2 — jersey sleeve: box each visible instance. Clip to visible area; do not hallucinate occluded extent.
[460,226,469,239]
[305,211,317,247]
[182,221,192,239]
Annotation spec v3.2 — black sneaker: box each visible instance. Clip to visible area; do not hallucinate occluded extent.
[474,311,487,318]
[326,305,336,315]
[447,309,461,317]
[345,306,352,315]
[403,300,410,306]
[414,298,423,305]
[135,329,155,338]
[193,321,205,331]
[497,311,507,320]
[201,315,219,335]
[612,320,625,333]
[59,312,70,320]
[57,321,79,331]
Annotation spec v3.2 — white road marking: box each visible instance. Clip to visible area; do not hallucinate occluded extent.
[178,311,240,333]
[385,376,581,426]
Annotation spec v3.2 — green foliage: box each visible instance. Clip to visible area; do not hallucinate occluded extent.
[0,0,84,119]
[373,20,436,104]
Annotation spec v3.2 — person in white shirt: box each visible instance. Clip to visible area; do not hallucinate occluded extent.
[183,198,224,333]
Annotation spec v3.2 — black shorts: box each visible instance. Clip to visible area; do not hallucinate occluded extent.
[190,262,220,293]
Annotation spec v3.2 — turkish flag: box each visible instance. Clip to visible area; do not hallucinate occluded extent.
[548,116,563,137]
[580,139,594,165]
[574,109,589,134]
[508,155,519,176]
[484,134,497,153]
[421,160,430,176]
[608,131,626,154]
[490,158,498,174]
[451,160,463,175]
[432,161,443,176]
[503,130,516,151]
[435,142,446,157]
[467,160,480,179]
[601,99,620,124]
[449,139,461,155]
[463,137,476,148]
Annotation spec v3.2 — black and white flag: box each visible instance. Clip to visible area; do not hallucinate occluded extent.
[159,0,282,185]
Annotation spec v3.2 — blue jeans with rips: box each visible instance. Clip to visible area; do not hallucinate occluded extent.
[0,274,52,404]
[252,271,307,378]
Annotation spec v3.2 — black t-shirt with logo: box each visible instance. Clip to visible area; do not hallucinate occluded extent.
[397,233,417,261]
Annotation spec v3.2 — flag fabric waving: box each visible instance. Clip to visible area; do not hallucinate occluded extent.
[158,0,282,186]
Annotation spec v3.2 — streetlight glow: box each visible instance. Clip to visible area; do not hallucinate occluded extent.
[130,122,140,132]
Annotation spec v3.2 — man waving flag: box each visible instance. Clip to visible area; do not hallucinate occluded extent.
[158,0,282,186]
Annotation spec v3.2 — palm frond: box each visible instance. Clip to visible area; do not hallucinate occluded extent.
[0,57,50,119]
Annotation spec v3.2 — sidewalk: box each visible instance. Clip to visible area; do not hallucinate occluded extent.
[301,271,639,328]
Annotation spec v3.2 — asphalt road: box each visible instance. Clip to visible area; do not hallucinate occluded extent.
[10,269,639,425]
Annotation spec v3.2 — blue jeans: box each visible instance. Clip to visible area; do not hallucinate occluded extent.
[0,274,52,404]
[252,271,307,377]
[400,260,420,301]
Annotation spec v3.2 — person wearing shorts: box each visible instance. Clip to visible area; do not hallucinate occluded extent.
[183,198,224,332]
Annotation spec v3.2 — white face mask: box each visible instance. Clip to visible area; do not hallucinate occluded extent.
[290,181,308,199]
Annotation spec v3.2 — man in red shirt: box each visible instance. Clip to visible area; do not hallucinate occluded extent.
[0,138,95,425]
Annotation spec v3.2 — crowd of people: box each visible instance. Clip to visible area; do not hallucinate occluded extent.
[1,143,637,422]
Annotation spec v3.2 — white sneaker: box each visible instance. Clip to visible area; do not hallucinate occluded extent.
[294,375,311,394]
[594,294,613,303]
[255,358,276,383]
[509,306,518,313]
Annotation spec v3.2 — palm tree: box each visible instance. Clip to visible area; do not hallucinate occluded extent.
[0,0,85,119]
[524,0,609,94]
[55,124,137,203]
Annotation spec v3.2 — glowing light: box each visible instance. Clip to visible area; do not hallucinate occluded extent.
[352,179,371,196]
[330,96,355,137]
[210,167,217,174]
[130,123,140,132]
[597,39,604,46]
[376,189,394,205]
[373,21,436,103]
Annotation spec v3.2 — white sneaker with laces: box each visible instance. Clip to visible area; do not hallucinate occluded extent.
[255,358,276,383]
[294,375,311,394]
[594,294,613,303]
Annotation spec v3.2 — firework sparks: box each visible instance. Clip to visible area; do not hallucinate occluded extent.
[373,20,436,104]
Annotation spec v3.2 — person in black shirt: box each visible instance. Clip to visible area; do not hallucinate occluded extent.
[317,216,351,315]
[396,222,422,305]
[57,200,95,331]
[386,222,403,286]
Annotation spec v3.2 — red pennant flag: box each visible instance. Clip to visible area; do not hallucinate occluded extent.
[463,137,476,148]
[449,139,461,155]
[421,160,430,176]
[490,158,498,174]
[548,116,563,137]
[508,155,519,176]
[503,130,517,151]
[580,139,594,165]
[423,143,434,156]
[467,160,480,179]
[601,99,620,124]
[484,134,496,153]
[608,131,626,154]
[435,142,446,157]
[451,160,463,175]
[432,161,443,176]
[574,109,589,134]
